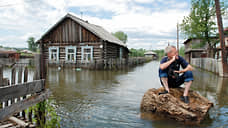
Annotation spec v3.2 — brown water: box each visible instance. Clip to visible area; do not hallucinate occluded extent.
[46,61,228,128]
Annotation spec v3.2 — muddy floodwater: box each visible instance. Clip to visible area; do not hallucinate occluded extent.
[44,61,228,128]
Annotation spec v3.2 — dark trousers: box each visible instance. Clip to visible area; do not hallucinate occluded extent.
[159,70,194,88]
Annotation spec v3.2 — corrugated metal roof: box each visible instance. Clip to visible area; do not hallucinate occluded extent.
[38,13,127,48]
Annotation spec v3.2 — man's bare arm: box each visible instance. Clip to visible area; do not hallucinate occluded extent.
[174,64,194,73]
[159,56,176,70]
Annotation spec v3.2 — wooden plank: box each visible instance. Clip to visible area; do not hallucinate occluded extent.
[11,67,16,85]
[8,116,29,127]
[22,66,28,118]
[0,123,14,128]
[23,67,28,83]
[0,89,51,121]
[0,79,45,103]
[0,66,3,87]
[17,66,23,84]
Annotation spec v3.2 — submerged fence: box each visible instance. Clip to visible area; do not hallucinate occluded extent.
[0,54,50,127]
[49,57,153,70]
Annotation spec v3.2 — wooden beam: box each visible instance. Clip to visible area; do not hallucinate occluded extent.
[8,116,29,127]
[0,123,13,128]
[0,79,45,103]
[0,89,51,121]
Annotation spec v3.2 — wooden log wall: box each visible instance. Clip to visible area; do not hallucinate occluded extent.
[43,18,100,43]
[104,42,128,60]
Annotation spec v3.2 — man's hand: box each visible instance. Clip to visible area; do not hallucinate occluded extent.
[171,55,176,62]
[174,70,184,74]
[159,55,176,70]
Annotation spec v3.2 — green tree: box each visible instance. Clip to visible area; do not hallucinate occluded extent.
[112,31,128,44]
[27,37,38,52]
[129,48,146,57]
[180,0,226,57]
[179,46,185,57]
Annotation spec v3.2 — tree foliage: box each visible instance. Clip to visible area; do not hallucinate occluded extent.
[180,0,226,49]
[112,31,128,44]
[129,48,146,57]
[179,46,185,57]
[27,37,38,52]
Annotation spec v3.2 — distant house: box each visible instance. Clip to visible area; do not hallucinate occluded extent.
[144,51,157,60]
[21,49,34,54]
[183,37,218,63]
[0,48,20,59]
[37,13,129,67]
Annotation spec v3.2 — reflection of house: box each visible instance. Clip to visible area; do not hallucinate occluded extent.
[183,37,217,63]
[0,48,20,59]
[144,51,157,60]
[37,13,129,66]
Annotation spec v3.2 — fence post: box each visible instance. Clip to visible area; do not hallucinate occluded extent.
[36,42,47,127]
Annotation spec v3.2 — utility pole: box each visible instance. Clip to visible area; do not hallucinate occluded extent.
[215,0,228,77]
[177,22,179,54]
[80,12,83,19]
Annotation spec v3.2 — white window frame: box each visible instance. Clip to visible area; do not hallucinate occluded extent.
[81,45,93,63]
[65,46,77,63]
[49,46,59,62]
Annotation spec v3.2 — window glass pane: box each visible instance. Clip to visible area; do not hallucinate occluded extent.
[68,49,74,53]
[51,49,57,53]
[84,48,91,53]
[88,54,91,60]
[68,54,70,60]
[71,54,74,61]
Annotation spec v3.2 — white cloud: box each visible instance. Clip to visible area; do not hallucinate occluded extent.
[0,0,226,50]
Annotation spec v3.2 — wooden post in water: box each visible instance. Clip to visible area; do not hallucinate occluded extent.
[16,66,23,117]
[36,42,47,127]
[22,67,28,118]
[10,66,16,110]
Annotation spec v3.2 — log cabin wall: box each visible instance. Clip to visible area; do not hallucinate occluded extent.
[104,42,128,60]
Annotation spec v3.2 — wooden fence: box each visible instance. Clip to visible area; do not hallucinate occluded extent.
[48,57,153,70]
[0,54,50,127]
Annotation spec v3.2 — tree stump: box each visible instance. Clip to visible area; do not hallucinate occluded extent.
[140,87,213,124]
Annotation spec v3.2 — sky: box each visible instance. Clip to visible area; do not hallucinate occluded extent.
[0,0,227,50]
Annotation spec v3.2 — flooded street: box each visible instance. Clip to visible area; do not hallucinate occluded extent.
[46,61,228,128]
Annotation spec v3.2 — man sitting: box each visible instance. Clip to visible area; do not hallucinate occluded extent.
[159,45,194,104]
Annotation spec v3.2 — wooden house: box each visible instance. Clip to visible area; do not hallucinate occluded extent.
[183,37,218,63]
[0,48,20,59]
[144,51,158,60]
[37,13,129,67]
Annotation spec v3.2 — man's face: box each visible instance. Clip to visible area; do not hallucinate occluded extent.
[167,47,178,59]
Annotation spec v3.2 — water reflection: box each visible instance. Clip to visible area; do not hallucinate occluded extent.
[45,61,228,128]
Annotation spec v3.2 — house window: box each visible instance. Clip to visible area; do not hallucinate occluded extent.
[65,46,77,62]
[81,46,93,63]
[49,46,59,62]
